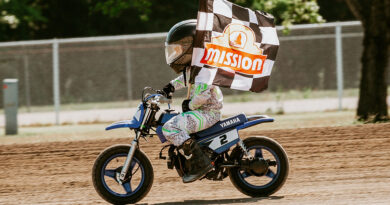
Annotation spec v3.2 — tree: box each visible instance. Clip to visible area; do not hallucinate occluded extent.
[0,0,20,29]
[0,0,325,41]
[345,0,390,122]
[0,0,46,41]
[93,0,324,32]
[317,0,355,22]
[235,0,324,27]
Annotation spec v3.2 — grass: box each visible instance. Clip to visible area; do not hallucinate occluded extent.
[0,110,360,145]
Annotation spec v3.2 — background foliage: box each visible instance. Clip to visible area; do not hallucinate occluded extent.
[0,0,354,42]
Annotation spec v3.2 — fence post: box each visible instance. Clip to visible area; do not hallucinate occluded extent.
[52,39,60,125]
[3,79,19,135]
[23,55,31,112]
[124,41,133,100]
[335,25,344,111]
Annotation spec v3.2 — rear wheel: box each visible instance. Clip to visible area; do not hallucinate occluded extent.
[228,136,289,197]
[92,145,154,204]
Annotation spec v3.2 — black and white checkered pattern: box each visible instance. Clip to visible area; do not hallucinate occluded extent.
[190,0,279,92]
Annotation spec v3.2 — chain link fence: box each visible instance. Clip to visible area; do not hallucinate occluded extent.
[1,21,386,124]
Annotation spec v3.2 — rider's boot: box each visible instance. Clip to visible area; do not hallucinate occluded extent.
[179,138,213,183]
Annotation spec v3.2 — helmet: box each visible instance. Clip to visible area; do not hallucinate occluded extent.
[165,19,197,73]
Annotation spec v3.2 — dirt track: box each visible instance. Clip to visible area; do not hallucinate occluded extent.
[1,123,390,205]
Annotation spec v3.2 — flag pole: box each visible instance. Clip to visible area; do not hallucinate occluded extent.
[186,67,192,99]
[186,83,192,99]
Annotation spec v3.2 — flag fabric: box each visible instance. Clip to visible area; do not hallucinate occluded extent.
[190,0,279,93]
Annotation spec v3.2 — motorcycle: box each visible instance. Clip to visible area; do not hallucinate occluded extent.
[92,87,289,204]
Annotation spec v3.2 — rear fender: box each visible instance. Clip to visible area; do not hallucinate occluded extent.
[236,115,274,131]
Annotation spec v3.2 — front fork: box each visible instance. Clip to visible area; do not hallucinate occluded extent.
[117,132,140,183]
[118,107,153,183]
[118,140,138,183]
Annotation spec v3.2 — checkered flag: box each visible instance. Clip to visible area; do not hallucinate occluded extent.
[190,0,279,92]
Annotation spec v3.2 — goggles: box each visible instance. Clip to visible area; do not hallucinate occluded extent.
[165,42,183,64]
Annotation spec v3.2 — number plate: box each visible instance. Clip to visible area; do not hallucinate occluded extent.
[208,129,239,150]
[133,106,142,122]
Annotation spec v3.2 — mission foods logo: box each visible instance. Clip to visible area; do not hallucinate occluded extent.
[200,24,267,75]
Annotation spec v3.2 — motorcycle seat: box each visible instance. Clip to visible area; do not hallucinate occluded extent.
[193,114,247,139]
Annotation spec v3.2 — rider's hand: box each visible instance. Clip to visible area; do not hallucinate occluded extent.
[157,83,175,99]
[182,99,191,113]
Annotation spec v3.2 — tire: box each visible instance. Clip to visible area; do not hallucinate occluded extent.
[92,144,154,204]
[228,136,289,197]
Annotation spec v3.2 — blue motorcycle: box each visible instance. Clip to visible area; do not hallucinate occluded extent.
[92,87,289,204]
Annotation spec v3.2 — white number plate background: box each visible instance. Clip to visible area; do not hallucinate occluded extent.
[208,129,239,150]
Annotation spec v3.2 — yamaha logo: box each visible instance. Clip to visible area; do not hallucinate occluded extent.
[220,117,240,128]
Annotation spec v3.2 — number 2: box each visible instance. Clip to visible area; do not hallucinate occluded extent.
[219,135,228,145]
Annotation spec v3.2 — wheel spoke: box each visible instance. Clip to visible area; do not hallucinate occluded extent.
[254,148,263,158]
[241,171,251,178]
[268,160,277,166]
[266,170,275,179]
[104,169,117,179]
[122,182,132,194]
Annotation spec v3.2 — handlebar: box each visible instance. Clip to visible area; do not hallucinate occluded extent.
[142,87,172,116]
[144,93,172,104]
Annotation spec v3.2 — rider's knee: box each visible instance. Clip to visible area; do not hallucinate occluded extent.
[162,123,174,138]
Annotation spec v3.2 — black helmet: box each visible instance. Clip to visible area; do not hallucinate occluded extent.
[165,19,197,73]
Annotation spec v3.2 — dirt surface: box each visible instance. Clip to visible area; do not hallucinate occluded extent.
[1,123,390,205]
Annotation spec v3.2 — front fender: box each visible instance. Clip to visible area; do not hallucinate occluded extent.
[105,119,141,130]
[106,103,144,131]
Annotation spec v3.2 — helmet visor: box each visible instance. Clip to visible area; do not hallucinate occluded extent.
[165,43,183,64]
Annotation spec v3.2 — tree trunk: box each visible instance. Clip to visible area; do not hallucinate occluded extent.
[357,30,389,121]
[356,1,389,122]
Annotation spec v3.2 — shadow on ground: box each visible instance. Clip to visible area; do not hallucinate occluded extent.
[139,196,284,205]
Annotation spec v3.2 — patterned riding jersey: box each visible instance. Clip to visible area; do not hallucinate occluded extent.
[162,75,223,146]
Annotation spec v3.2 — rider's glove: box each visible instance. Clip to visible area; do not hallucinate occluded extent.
[157,83,175,99]
[182,99,191,113]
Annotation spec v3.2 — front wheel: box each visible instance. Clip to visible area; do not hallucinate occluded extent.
[92,144,154,204]
[228,136,289,197]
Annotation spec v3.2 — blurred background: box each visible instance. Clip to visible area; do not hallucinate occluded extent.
[0,0,388,126]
